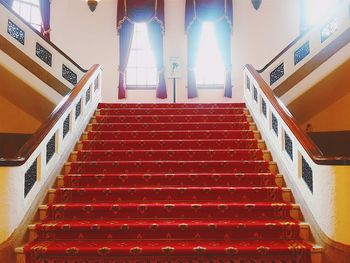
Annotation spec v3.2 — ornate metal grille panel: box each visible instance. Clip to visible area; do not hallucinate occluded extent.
[321,19,337,43]
[25,159,37,197]
[302,156,313,193]
[62,64,77,85]
[63,115,70,139]
[272,113,278,136]
[36,43,52,66]
[284,131,293,160]
[7,20,25,45]
[262,99,267,118]
[253,86,258,102]
[246,76,251,90]
[294,41,310,65]
[94,76,99,91]
[86,86,91,104]
[75,100,82,120]
[46,134,56,164]
[270,63,284,85]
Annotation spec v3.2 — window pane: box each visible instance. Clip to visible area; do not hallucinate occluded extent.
[12,0,42,30]
[31,7,41,25]
[306,0,333,27]
[195,22,225,86]
[21,4,31,21]
[126,68,137,86]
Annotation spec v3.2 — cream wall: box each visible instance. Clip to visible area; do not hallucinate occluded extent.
[51,0,300,103]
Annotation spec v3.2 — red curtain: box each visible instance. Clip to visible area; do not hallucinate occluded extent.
[117,0,166,99]
[185,0,233,98]
[39,0,51,40]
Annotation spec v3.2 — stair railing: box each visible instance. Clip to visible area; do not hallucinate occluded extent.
[0,0,87,89]
[258,0,350,95]
[0,64,102,244]
[244,63,350,246]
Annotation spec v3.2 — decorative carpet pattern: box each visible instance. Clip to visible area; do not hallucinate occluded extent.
[23,103,313,263]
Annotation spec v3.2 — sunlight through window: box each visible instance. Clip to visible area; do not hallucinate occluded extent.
[306,0,334,27]
[12,0,42,31]
[195,22,225,87]
[126,23,157,87]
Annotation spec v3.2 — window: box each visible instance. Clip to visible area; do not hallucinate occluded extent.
[304,0,334,28]
[126,23,157,88]
[12,0,42,31]
[195,22,225,87]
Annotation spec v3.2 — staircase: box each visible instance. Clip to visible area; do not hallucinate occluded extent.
[16,103,321,263]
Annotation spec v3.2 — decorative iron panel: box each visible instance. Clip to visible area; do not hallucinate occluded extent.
[284,131,293,160]
[63,115,70,139]
[246,76,251,90]
[270,63,284,85]
[272,113,278,136]
[253,86,258,102]
[7,20,25,45]
[262,98,267,118]
[86,86,91,104]
[302,156,313,193]
[294,41,310,65]
[321,19,337,43]
[46,134,56,164]
[75,100,82,120]
[36,43,52,66]
[94,76,99,91]
[62,64,77,85]
[24,159,37,197]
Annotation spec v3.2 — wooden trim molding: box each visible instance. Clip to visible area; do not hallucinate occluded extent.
[0,64,101,166]
[0,34,70,96]
[0,0,87,73]
[274,27,350,97]
[245,64,350,165]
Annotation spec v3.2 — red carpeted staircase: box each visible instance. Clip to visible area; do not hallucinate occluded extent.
[18,103,320,263]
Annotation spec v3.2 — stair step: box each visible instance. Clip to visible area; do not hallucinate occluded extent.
[81,130,261,140]
[56,173,284,188]
[69,149,271,162]
[98,103,246,109]
[38,203,301,221]
[48,186,292,203]
[76,139,266,151]
[63,160,277,174]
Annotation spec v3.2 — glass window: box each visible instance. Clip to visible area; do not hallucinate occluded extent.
[195,22,225,87]
[12,0,42,31]
[126,23,157,87]
[304,0,334,28]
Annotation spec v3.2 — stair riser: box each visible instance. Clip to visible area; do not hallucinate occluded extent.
[82,131,260,141]
[64,162,274,174]
[57,174,283,188]
[49,188,289,203]
[98,103,246,109]
[77,140,265,151]
[40,205,300,221]
[88,123,256,132]
[92,115,251,124]
[70,150,268,162]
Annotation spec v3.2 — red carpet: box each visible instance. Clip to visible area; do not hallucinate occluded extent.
[23,103,313,263]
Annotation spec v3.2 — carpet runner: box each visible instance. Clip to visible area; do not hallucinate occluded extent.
[22,103,314,263]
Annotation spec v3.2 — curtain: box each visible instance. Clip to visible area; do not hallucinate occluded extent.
[39,0,51,40]
[3,0,14,7]
[185,0,233,98]
[118,20,134,99]
[148,20,167,99]
[117,0,166,99]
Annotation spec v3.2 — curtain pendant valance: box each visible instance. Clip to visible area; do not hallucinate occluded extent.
[117,0,165,32]
[185,0,233,32]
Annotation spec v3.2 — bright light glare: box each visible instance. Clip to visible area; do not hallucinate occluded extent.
[126,23,157,86]
[306,0,333,27]
[195,22,224,86]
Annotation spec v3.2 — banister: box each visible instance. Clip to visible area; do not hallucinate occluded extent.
[245,64,350,165]
[0,0,87,73]
[0,64,101,167]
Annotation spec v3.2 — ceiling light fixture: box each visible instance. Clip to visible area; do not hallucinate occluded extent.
[86,0,101,12]
[251,0,262,10]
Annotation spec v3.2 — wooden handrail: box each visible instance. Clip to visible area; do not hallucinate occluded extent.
[246,64,350,165]
[0,64,101,167]
[0,0,87,73]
